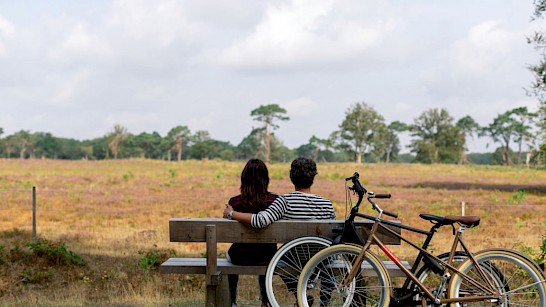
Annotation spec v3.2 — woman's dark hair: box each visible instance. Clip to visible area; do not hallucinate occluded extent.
[240,158,270,209]
[290,157,318,189]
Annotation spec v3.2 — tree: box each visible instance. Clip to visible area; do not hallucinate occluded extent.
[237,128,263,160]
[133,132,164,159]
[337,102,387,164]
[482,111,519,165]
[192,130,211,143]
[250,104,289,163]
[3,134,16,159]
[107,124,128,159]
[456,116,480,164]
[58,138,89,160]
[508,107,537,165]
[167,125,191,161]
[11,130,34,159]
[268,134,294,163]
[188,133,235,160]
[409,108,463,163]
[383,121,408,163]
[33,132,61,159]
[0,127,4,157]
[528,1,546,159]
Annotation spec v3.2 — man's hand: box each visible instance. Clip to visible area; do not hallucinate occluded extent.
[223,204,234,219]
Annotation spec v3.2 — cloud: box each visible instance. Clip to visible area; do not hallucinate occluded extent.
[451,21,522,76]
[211,0,397,71]
[188,113,217,132]
[281,97,318,117]
[0,15,14,35]
[48,68,91,106]
[0,14,15,57]
[49,22,112,63]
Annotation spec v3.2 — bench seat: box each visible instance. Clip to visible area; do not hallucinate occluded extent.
[161,257,411,277]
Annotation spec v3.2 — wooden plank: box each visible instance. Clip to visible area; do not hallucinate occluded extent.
[205,225,218,307]
[160,258,411,278]
[205,225,218,285]
[169,218,401,245]
[161,258,267,275]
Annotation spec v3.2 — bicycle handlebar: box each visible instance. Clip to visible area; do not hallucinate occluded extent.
[346,172,367,195]
[371,193,391,199]
[347,172,398,219]
[382,209,398,218]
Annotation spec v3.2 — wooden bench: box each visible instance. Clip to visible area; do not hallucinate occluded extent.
[161,218,405,306]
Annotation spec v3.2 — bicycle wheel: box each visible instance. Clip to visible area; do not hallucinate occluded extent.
[265,236,332,307]
[448,248,546,306]
[297,244,391,307]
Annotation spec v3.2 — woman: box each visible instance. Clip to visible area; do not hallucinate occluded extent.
[223,158,279,307]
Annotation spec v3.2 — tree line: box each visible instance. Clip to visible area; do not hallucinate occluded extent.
[0,103,544,167]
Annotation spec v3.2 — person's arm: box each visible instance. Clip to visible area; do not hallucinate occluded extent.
[223,204,253,224]
[250,196,287,228]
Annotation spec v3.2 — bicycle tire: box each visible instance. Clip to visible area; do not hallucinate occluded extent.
[265,236,332,307]
[447,248,546,306]
[297,244,391,307]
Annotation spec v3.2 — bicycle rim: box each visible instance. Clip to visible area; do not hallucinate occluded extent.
[297,244,391,307]
[265,236,332,307]
[448,249,546,306]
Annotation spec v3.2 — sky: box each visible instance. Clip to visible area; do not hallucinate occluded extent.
[0,0,544,153]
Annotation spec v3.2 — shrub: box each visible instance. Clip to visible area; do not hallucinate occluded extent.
[25,239,86,266]
[510,189,526,205]
[138,249,175,271]
[20,268,53,284]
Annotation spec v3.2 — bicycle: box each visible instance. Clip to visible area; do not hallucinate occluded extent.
[266,173,479,306]
[296,173,546,306]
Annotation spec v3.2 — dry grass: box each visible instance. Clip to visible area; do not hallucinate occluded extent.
[0,159,544,306]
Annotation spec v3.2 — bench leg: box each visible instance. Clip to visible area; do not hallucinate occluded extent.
[205,274,230,307]
[216,274,230,307]
[206,283,216,307]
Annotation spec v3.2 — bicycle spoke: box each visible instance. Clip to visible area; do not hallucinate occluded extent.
[448,249,546,306]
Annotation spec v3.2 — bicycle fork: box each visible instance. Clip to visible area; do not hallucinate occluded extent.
[342,216,383,287]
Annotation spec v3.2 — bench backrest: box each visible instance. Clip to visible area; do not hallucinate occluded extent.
[169,218,401,245]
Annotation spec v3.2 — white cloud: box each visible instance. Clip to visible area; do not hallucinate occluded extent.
[212,0,397,70]
[50,22,112,62]
[0,15,14,35]
[452,21,521,76]
[281,97,318,117]
[48,68,91,106]
[0,15,15,57]
[106,0,202,52]
[189,113,216,132]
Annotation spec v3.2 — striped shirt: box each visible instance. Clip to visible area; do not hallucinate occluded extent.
[251,191,336,228]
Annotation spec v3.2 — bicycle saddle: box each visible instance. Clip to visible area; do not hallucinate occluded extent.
[420,213,480,228]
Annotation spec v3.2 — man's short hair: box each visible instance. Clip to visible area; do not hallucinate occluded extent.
[290,157,318,189]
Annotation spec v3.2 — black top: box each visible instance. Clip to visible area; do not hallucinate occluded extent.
[227,192,279,265]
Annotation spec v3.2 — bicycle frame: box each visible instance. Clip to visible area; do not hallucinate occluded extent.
[335,173,487,305]
[342,197,502,305]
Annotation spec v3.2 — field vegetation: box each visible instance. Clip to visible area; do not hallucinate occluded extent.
[0,159,544,306]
